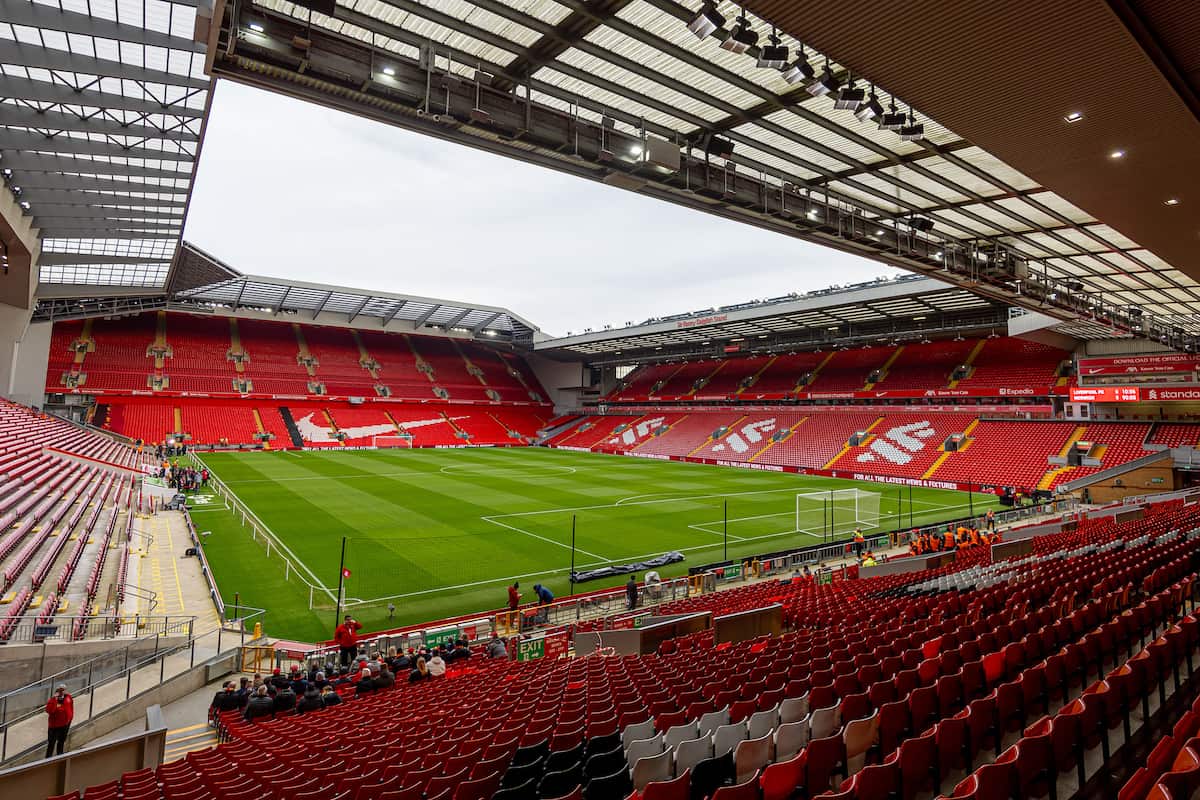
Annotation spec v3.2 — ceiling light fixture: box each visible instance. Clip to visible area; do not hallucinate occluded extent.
[1164,198,1181,206]
[1064,111,1084,123]
[834,76,865,110]
[806,59,839,97]
[720,9,758,54]
[878,101,906,131]
[782,46,815,85]
[248,21,264,32]
[854,86,884,122]
[1109,149,1125,159]
[381,66,396,77]
[687,3,725,39]
[899,108,924,141]
[756,26,788,68]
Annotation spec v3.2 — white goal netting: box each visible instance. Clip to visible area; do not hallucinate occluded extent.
[795,488,881,535]
[372,434,414,449]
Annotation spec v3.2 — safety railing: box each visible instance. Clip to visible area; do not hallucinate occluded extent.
[0,614,193,646]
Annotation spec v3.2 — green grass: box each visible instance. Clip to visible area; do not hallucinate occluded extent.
[190,448,999,642]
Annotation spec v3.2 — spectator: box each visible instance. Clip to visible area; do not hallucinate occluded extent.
[312,671,328,691]
[392,650,412,671]
[273,684,297,714]
[320,686,342,708]
[448,641,471,663]
[334,615,362,667]
[533,583,554,605]
[487,635,508,659]
[296,686,323,714]
[244,686,274,722]
[507,581,521,611]
[428,651,447,677]
[333,667,353,688]
[208,681,240,721]
[375,666,395,690]
[269,668,289,691]
[44,684,73,759]
[409,657,431,683]
[235,677,252,709]
[626,576,638,610]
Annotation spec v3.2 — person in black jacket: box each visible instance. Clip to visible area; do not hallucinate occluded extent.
[243,686,274,722]
[374,667,395,690]
[208,681,240,722]
[295,687,324,714]
[320,686,342,708]
[272,685,297,714]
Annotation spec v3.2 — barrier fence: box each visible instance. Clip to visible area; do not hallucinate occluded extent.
[0,614,193,647]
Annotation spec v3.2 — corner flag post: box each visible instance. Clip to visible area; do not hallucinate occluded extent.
[968,482,974,517]
[570,515,577,598]
[334,536,347,628]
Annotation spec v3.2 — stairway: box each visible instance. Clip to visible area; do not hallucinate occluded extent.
[163,722,218,763]
[277,407,305,449]
[864,345,905,390]
[947,339,987,388]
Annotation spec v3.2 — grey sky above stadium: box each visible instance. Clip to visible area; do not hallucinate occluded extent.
[184,81,898,337]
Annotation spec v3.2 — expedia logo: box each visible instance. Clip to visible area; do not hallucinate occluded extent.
[998,388,1035,396]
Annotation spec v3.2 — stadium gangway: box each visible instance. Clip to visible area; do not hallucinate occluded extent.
[0,613,195,647]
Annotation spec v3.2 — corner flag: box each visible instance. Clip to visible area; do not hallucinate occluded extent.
[342,567,352,578]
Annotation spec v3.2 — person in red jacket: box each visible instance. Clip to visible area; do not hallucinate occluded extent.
[45,683,73,758]
[507,582,521,612]
[334,615,362,667]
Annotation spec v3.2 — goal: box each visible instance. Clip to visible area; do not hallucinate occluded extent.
[372,434,414,449]
[795,488,880,536]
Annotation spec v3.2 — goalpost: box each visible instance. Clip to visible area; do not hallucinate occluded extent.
[372,434,414,449]
[795,488,881,536]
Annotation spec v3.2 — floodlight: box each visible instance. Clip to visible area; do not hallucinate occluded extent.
[757,29,788,68]
[782,48,815,84]
[900,112,924,141]
[855,92,884,122]
[878,102,905,130]
[687,3,725,39]
[806,63,839,97]
[834,83,865,110]
[248,21,264,32]
[720,14,759,54]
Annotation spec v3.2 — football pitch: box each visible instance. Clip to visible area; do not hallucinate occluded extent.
[190,447,999,642]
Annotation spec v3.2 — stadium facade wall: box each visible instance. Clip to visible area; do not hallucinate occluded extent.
[0,315,50,409]
[523,352,593,409]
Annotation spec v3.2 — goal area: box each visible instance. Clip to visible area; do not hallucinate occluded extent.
[795,488,880,536]
[372,434,413,449]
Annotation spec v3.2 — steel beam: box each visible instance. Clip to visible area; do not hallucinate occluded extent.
[0,152,191,180]
[0,40,209,90]
[0,128,194,161]
[20,189,186,208]
[0,75,205,118]
[38,252,171,267]
[0,104,201,142]
[471,312,502,334]
[5,172,189,194]
[412,304,442,329]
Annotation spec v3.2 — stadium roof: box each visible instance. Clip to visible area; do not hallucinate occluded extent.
[536,274,1007,358]
[0,0,210,289]
[200,0,1200,346]
[31,241,541,341]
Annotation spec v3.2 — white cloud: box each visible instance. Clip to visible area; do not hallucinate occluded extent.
[185,81,901,337]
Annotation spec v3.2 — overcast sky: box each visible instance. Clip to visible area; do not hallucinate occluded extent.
[184,81,901,337]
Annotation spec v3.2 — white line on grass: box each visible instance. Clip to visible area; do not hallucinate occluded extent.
[480,516,608,561]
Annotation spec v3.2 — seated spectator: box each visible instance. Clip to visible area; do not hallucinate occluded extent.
[209,681,240,720]
[448,642,471,662]
[428,650,447,678]
[409,657,431,683]
[312,671,329,691]
[486,635,507,659]
[236,677,252,709]
[355,670,376,695]
[269,668,289,691]
[333,667,353,687]
[273,684,297,714]
[391,650,412,671]
[296,686,323,714]
[243,686,274,722]
[375,666,395,690]
[320,686,342,707]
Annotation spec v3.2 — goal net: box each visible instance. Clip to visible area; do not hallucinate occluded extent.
[795,488,881,536]
[372,434,413,449]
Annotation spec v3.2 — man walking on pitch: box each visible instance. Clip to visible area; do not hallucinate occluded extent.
[45,683,73,758]
[334,615,362,667]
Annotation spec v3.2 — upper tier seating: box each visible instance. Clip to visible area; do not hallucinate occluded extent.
[613,363,685,401]
[957,338,1068,388]
[1049,423,1154,488]
[652,360,726,399]
[745,353,827,398]
[1151,423,1200,448]
[45,312,550,404]
[807,348,891,392]
[701,355,772,398]
[61,496,1200,800]
[875,339,977,390]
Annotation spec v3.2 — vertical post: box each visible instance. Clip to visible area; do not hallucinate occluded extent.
[233,592,239,623]
[569,515,576,598]
[897,488,902,532]
[829,490,835,538]
[723,500,728,561]
[334,537,347,629]
[908,485,914,527]
[969,482,974,518]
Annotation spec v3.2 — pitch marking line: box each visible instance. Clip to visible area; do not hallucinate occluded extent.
[480,516,608,561]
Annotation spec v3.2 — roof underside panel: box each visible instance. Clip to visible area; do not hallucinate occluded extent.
[0,0,210,288]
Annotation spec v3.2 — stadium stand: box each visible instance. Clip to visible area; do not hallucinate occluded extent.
[956,338,1070,389]
[931,421,1078,490]
[807,347,891,393]
[873,339,977,391]
[54,494,1200,800]
[1151,424,1200,448]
